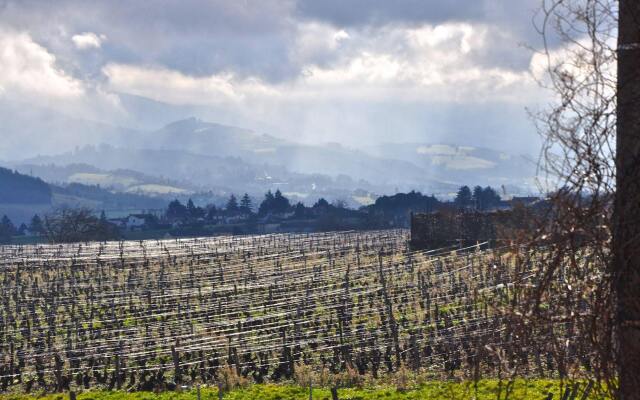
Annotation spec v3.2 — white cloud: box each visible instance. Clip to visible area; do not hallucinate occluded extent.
[529,36,616,86]
[102,63,278,106]
[292,22,351,65]
[103,22,539,106]
[71,32,106,50]
[407,23,480,54]
[334,30,350,42]
[294,22,538,103]
[0,31,84,99]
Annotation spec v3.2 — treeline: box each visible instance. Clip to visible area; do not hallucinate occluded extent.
[0,210,120,244]
[162,186,506,232]
[453,185,503,211]
[362,191,441,226]
[1,185,510,244]
[164,189,353,222]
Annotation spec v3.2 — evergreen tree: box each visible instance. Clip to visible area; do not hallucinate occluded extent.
[369,190,441,215]
[294,202,306,218]
[29,214,44,235]
[467,186,502,211]
[454,186,473,208]
[166,199,188,220]
[1,215,16,236]
[257,190,291,215]
[240,193,252,213]
[273,190,290,214]
[472,186,484,210]
[206,204,217,220]
[264,190,275,203]
[186,198,204,219]
[258,190,275,216]
[187,199,197,216]
[17,223,27,236]
[481,186,501,210]
[313,198,330,208]
[226,194,239,212]
[0,223,11,244]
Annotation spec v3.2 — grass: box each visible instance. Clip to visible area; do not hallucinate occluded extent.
[0,380,608,400]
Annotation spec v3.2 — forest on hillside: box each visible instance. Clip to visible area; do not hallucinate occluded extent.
[0,167,51,204]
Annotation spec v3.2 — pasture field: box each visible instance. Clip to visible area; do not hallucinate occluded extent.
[0,230,585,397]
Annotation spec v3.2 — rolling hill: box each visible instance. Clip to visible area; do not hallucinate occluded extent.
[7,115,538,211]
[128,118,439,188]
[0,165,169,224]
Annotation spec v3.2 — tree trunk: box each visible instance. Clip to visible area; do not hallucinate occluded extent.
[616,1,640,398]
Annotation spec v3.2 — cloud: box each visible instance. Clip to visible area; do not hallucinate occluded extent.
[71,32,105,49]
[0,30,124,127]
[0,30,84,99]
[0,0,299,81]
[296,0,486,27]
[291,22,350,67]
[0,0,549,155]
[0,0,543,84]
[104,22,538,105]
[529,35,617,86]
[103,64,239,104]
[102,63,280,106]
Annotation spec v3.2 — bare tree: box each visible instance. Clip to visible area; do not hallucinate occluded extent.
[505,0,623,396]
[509,0,640,397]
[44,207,120,243]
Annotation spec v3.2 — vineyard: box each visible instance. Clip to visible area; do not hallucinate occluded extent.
[0,230,583,395]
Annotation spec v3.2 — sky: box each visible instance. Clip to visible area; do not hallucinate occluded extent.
[0,0,554,156]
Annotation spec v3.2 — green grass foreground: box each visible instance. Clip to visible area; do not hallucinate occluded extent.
[0,380,608,400]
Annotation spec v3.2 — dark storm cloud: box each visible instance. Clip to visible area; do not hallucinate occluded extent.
[0,0,293,36]
[295,0,540,31]
[0,0,546,81]
[0,0,298,81]
[296,0,487,26]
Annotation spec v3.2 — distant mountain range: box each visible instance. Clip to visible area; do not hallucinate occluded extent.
[1,106,540,225]
[129,118,436,188]
[13,117,536,191]
[15,144,378,204]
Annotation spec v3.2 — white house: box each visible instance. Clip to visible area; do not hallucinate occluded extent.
[125,214,147,230]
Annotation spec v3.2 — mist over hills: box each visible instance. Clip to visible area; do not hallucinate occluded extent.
[0,166,169,225]
[18,146,371,203]
[364,143,539,194]
[13,163,192,195]
[3,107,539,215]
[0,99,140,160]
[127,118,442,189]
